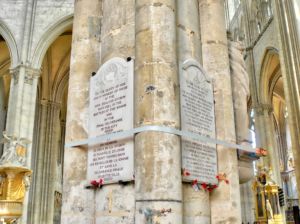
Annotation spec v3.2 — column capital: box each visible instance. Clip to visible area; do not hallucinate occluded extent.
[40,99,62,109]
[9,64,41,85]
[253,103,273,115]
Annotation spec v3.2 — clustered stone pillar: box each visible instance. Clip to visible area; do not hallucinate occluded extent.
[29,100,62,224]
[199,0,242,223]
[177,0,210,223]
[134,0,182,223]
[61,0,101,223]
[95,0,135,223]
[274,0,300,199]
[0,79,5,155]
[253,103,286,221]
[254,104,282,184]
[5,66,40,224]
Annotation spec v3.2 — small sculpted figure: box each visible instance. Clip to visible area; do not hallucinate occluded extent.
[0,131,30,166]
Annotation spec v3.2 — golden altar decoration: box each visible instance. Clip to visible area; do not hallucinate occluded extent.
[253,167,284,224]
[0,133,32,223]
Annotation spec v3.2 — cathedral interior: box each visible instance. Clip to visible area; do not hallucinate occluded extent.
[0,0,300,223]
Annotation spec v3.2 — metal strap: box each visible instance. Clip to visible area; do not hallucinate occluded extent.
[65,125,255,152]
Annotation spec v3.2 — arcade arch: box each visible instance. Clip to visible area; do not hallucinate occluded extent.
[0,35,11,156]
[258,48,298,218]
[28,25,71,224]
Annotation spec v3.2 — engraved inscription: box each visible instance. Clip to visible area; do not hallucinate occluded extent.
[88,57,134,183]
[180,59,217,184]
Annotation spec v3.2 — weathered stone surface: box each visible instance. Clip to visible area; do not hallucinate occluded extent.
[180,59,217,185]
[183,185,210,224]
[95,1,135,223]
[135,0,182,223]
[200,0,242,223]
[61,0,102,223]
[176,1,210,223]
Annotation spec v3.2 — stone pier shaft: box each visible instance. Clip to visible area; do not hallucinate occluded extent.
[61,0,102,223]
[134,0,182,223]
[199,0,242,223]
[95,0,135,223]
[177,0,210,223]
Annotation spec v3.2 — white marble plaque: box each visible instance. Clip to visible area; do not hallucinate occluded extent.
[88,57,134,183]
[180,59,217,184]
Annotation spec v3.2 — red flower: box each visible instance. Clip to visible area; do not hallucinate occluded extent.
[201,183,207,189]
[192,179,198,186]
[90,180,99,187]
[256,147,268,156]
[182,168,191,176]
[99,178,104,185]
[212,184,218,189]
[216,175,220,180]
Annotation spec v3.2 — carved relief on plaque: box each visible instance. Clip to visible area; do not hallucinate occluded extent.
[180,59,217,184]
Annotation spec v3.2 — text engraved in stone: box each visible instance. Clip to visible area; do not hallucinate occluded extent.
[88,57,134,183]
[180,59,217,184]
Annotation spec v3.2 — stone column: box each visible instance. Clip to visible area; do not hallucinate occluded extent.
[61,0,101,223]
[29,100,62,224]
[5,66,40,224]
[135,0,182,223]
[274,0,300,200]
[95,0,135,223]
[254,104,282,183]
[199,0,242,223]
[28,99,47,224]
[255,103,287,221]
[0,79,6,155]
[177,1,210,223]
[240,182,255,223]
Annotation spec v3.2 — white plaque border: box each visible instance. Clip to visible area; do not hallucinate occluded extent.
[88,57,134,184]
[180,58,218,185]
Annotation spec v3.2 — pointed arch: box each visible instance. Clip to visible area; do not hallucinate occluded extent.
[0,19,19,67]
[31,14,73,69]
[51,49,70,102]
[258,47,281,104]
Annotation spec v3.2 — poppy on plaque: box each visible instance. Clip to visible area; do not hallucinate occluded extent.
[201,182,208,190]
[182,168,191,176]
[192,179,200,191]
[90,180,99,187]
[216,173,229,184]
[90,178,104,188]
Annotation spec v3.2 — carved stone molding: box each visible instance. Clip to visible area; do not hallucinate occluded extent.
[253,103,273,116]
[40,99,61,110]
[10,67,20,85]
[9,65,41,85]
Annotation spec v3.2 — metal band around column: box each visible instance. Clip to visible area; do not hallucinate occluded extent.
[65,125,255,152]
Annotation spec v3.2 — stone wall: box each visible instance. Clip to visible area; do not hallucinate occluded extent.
[252,20,280,85]
[0,0,73,66]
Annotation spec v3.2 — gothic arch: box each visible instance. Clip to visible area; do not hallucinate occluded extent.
[53,70,69,104]
[31,14,73,69]
[0,19,19,67]
[258,47,280,104]
[28,16,72,223]
[52,50,70,103]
